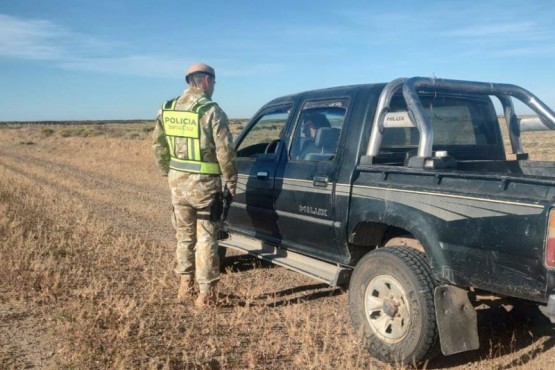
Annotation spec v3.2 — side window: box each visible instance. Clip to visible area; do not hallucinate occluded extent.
[236,105,291,158]
[290,99,348,161]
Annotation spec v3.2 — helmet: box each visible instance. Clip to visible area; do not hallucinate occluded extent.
[185,63,215,83]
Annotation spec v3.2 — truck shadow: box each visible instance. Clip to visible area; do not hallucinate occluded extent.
[427,301,555,368]
[219,280,345,309]
[220,253,275,273]
[257,284,344,308]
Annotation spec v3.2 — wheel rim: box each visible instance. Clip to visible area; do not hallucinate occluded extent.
[364,274,411,343]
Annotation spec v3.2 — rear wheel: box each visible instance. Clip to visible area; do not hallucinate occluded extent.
[349,246,439,365]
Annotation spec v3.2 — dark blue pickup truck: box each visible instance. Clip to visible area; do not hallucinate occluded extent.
[220,77,555,364]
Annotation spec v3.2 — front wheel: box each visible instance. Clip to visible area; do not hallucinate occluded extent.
[349,246,439,365]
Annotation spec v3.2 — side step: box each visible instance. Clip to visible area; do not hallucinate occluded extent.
[220,233,351,286]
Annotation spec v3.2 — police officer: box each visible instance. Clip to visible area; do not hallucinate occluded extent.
[152,62,237,308]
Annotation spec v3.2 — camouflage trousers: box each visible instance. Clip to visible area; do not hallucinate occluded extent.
[171,200,220,294]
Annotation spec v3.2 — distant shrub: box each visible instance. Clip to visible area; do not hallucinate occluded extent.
[60,128,79,137]
[107,130,125,138]
[53,123,153,140]
[59,127,101,138]
[82,128,101,137]
[41,128,55,137]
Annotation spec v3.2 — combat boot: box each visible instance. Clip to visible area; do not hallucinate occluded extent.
[177,276,195,303]
[195,283,218,308]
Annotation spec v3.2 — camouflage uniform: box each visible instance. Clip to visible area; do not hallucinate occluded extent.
[152,86,237,294]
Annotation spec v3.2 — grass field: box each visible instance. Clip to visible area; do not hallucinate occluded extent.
[1,121,555,369]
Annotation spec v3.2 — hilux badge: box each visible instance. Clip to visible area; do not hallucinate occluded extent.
[299,205,328,217]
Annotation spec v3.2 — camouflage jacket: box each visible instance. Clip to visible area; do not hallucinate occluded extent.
[152,87,238,208]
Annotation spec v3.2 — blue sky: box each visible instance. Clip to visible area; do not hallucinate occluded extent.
[1,0,555,121]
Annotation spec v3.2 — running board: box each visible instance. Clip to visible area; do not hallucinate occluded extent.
[220,233,351,286]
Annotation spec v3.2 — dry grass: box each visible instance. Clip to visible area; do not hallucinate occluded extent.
[1,121,555,369]
[498,116,555,160]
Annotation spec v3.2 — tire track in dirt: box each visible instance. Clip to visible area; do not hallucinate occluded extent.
[0,150,173,244]
[0,148,166,206]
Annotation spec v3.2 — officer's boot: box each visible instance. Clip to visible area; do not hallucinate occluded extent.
[195,282,218,308]
[177,275,195,303]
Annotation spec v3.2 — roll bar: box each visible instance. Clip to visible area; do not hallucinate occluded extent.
[366,77,555,158]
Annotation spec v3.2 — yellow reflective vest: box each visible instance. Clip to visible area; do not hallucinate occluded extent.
[161,97,222,175]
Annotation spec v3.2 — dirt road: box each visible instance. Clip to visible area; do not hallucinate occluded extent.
[1,123,554,369]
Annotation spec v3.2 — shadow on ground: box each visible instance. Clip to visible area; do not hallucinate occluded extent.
[220,253,346,308]
[220,284,345,308]
[428,300,555,368]
[220,253,274,273]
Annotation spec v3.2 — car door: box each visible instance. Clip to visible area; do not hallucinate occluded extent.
[225,104,292,242]
[274,98,349,261]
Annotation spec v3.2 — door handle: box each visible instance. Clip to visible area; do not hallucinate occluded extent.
[313,176,329,187]
[257,171,269,180]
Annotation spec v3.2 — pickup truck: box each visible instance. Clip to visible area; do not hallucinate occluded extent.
[219,77,555,365]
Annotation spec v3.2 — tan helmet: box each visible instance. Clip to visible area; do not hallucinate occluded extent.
[185,62,215,83]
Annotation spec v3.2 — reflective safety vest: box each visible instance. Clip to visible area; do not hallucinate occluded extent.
[161,97,222,175]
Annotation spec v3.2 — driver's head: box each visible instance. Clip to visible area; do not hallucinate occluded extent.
[303,112,330,138]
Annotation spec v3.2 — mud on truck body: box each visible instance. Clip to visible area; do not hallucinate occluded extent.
[219,77,555,365]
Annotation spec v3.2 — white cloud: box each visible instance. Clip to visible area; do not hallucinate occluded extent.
[0,13,285,80]
[489,45,555,58]
[0,13,187,78]
[0,14,66,59]
[58,56,287,81]
[446,21,548,42]
[442,20,555,59]
[59,55,186,78]
[219,62,286,78]
[0,13,122,60]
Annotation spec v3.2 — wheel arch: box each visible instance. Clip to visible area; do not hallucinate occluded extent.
[348,218,443,278]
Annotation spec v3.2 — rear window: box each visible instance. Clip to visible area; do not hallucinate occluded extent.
[381,94,499,148]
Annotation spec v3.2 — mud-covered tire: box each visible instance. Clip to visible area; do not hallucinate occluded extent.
[349,246,439,365]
